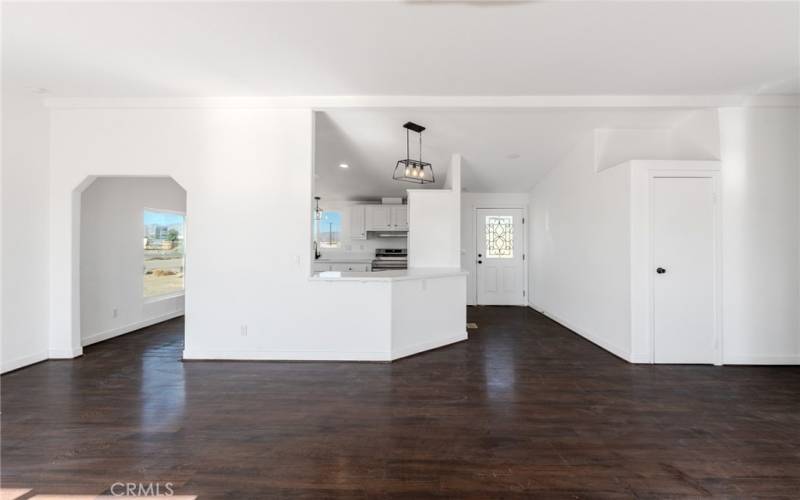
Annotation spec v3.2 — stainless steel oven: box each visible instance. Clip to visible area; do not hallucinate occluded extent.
[372,248,407,271]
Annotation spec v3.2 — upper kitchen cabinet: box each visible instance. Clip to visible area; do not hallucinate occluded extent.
[366,205,391,231]
[391,206,409,231]
[365,204,408,231]
[350,205,366,240]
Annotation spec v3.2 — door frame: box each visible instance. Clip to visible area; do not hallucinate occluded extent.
[472,206,528,306]
[630,161,723,365]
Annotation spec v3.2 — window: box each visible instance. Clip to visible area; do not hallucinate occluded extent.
[317,210,341,248]
[143,209,185,297]
[485,215,513,258]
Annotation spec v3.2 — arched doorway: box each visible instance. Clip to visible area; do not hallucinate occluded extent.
[76,175,187,352]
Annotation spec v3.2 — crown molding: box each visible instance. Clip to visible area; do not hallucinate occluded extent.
[43,95,759,109]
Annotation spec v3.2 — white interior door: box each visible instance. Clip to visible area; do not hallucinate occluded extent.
[477,208,525,305]
[653,176,716,364]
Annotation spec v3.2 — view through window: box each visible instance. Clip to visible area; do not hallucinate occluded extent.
[143,209,185,297]
[317,210,342,248]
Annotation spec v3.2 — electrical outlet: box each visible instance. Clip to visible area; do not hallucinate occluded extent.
[112,308,118,318]
[240,325,248,337]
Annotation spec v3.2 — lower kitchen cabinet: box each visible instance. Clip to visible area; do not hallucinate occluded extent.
[332,263,370,272]
[313,262,371,272]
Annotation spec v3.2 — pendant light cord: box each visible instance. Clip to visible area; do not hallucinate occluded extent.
[406,128,410,163]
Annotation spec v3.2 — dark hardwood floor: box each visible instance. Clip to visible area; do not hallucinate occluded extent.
[2,307,800,499]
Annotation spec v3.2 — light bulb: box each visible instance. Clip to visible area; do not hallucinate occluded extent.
[418,169,425,179]
[411,168,418,177]
[405,165,410,176]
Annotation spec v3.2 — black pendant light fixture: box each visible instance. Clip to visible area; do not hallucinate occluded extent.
[393,122,435,184]
[313,196,323,221]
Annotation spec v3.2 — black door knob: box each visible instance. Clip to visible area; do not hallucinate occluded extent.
[656,267,666,274]
[478,260,483,264]
[478,253,483,258]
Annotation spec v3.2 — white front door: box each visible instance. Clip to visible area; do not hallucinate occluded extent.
[476,208,525,305]
[653,176,716,364]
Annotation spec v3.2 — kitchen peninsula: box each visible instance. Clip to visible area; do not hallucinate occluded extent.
[310,267,467,360]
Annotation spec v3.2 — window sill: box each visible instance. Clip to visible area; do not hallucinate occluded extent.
[143,291,185,304]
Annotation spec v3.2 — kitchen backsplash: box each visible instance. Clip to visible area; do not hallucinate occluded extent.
[319,233,407,259]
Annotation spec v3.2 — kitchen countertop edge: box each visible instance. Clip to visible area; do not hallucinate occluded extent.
[309,268,467,282]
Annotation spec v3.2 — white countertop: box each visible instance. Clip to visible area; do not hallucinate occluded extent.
[310,267,467,282]
[314,257,374,263]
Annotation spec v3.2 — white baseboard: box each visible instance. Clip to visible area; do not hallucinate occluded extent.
[392,332,468,361]
[184,332,469,363]
[48,345,83,359]
[1,351,49,374]
[183,349,393,362]
[82,310,184,347]
[528,303,632,362]
[723,354,800,365]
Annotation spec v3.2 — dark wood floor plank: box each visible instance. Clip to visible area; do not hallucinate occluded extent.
[2,307,800,498]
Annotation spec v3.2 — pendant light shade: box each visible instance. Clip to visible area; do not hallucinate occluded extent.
[393,122,435,184]
[313,196,323,221]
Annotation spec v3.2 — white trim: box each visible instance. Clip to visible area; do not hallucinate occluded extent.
[740,95,800,108]
[143,291,185,304]
[44,95,748,110]
[528,304,632,362]
[629,160,723,365]
[48,345,83,359]
[183,348,393,362]
[723,354,800,366]
[144,206,186,217]
[183,331,468,362]
[82,310,184,346]
[1,351,49,374]
[391,332,468,361]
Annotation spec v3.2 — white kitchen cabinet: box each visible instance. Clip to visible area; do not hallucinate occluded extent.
[312,262,333,272]
[366,205,392,231]
[330,263,370,272]
[391,206,408,230]
[365,205,408,231]
[350,205,366,240]
[313,261,371,273]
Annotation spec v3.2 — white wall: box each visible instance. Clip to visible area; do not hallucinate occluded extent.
[532,106,800,365]
[529,134,633,360]
[80,177,186,346]
[460,192,530,305]
[594,128,673,172]
[671,108,721,160]
[1,90,51,373]
[49,107,400,360]
[720,106,799,364]
[594,118,721,173]
[391,274,467,359]
[407,154,461,268]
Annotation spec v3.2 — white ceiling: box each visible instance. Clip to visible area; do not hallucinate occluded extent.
[7,2,795,197]
[4,1,798,97]
[314,107,698,198]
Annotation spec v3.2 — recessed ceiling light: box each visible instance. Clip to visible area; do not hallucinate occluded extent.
[339,163,349,169]
[30,87,50,95]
